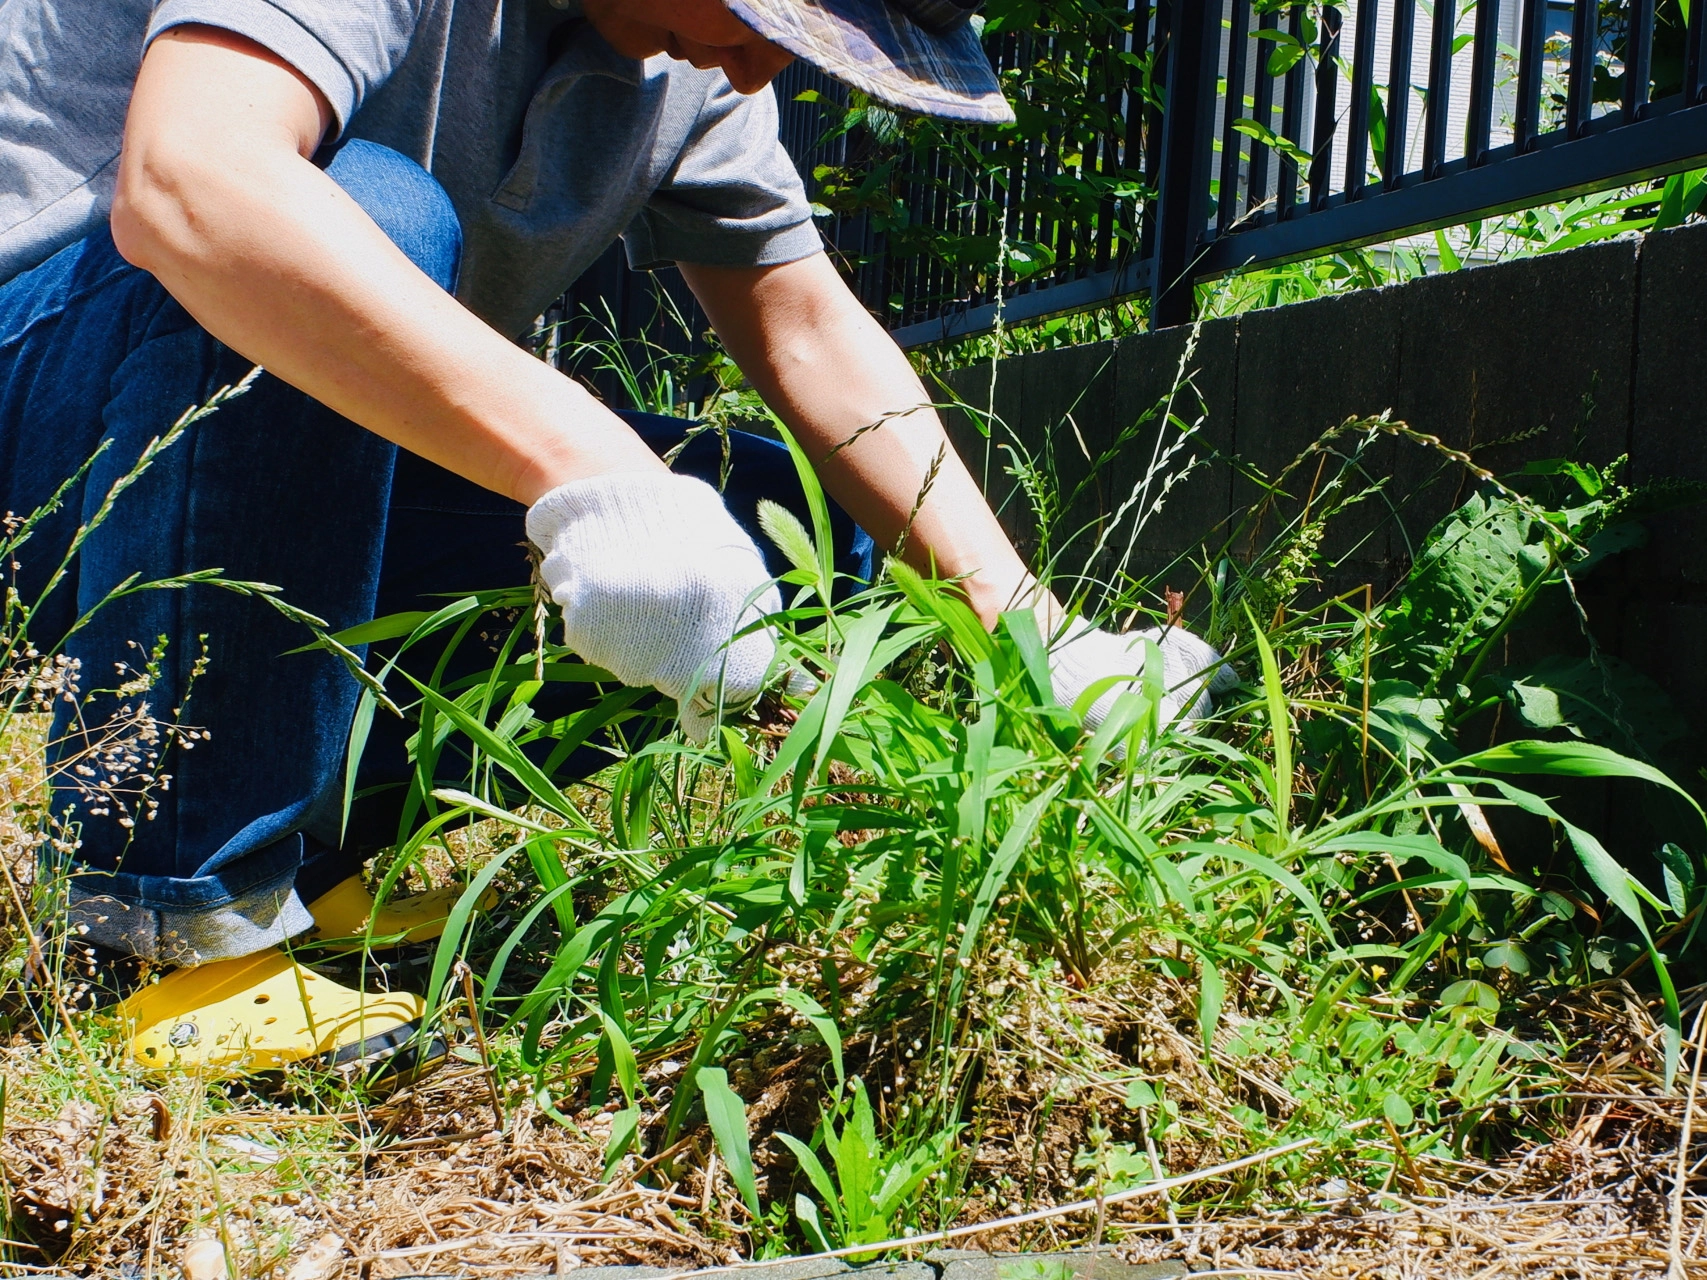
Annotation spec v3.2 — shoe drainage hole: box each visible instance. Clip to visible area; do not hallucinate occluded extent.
[253,993,271,1004]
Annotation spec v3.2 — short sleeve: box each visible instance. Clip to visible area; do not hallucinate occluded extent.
[623,79,821,270]
[147,0,421,137]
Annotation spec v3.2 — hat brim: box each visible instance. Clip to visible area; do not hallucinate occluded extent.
[728,0,1016,124]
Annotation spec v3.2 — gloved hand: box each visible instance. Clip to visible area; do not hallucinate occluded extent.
[1050,618,1235,732]
[525,471,782,742]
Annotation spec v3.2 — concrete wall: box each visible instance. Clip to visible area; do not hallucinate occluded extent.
[931,220,1707,851]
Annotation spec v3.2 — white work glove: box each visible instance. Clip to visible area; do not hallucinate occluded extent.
[525,471,782,743]
[1050,619,1235,732]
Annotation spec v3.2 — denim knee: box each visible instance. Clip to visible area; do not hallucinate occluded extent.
[321,139,462,293]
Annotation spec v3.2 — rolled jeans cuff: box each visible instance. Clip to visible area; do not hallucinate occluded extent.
[64,834,314,966]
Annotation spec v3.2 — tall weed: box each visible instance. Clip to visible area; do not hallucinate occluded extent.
[323,375,1705,1247]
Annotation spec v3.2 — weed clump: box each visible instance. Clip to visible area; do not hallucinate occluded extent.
[1,358,1704,1276]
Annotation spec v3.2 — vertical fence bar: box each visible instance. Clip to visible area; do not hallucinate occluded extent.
[1384,0,1416,186]
[1689,0,1706,104]
[1466,0,1500,163]
[1311,5,1344,207]
[1140,0,1171,259]
[1422,0,1457,177]
[1622,0,1654,121]
[1515,0,1547,149]
[1277,4,1309,216]
[1124,0,1155,258]
[1152,0,1222,326]
[1346,0,1380,197]
[1218,0,1253,231]
[1567,0,1596,136]
[1094,33,1122,267]
[1036,27,1062,295]
[920,142,944,322]
[1246,7,1279,214]
[1145,0,1173,178]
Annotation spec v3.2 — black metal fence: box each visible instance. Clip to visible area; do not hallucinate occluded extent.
[568,0,1707,353]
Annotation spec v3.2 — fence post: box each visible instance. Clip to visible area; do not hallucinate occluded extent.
[1150,0,1222,328]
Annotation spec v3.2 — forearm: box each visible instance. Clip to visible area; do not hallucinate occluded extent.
[113,28,662,505]
[684,256,1050,626]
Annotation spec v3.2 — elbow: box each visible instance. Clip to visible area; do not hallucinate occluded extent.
[108,187,160,273]
[109,144,210,276]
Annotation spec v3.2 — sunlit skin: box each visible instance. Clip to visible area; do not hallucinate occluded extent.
[582,0,796,93]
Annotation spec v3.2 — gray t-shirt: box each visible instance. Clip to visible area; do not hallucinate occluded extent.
[0,0,821,336]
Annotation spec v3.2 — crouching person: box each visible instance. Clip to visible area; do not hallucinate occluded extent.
[0,0,1227,1084]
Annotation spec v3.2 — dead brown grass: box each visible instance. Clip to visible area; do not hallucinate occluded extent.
[1,722,1704,1278]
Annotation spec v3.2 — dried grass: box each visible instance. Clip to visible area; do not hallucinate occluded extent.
[1,725,1704,1278]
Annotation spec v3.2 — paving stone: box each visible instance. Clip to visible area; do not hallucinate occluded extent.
[492,1261,853,1280]
[434,1255,1207,1280]
[739,1260,853,1280]
[925,1248,1195,1280]
[849,1262,936,1280]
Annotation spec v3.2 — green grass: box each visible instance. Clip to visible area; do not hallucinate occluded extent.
[3,325,1704,1273]
[325,365,1705,1258]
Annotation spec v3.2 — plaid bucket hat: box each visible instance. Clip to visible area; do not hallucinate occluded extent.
[725,0,1016,123]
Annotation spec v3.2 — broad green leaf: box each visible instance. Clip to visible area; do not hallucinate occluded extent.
[1483,942,1531,974]
[1439,978,1499,1012]
[1660,843,1696,916]
[998,607,1055,704]
[813,602,900,785]
[603,1105,642,1181]
[794,1192,835,1253]
[1246,607,1292,830]
[777,1134,840,1221]
[958,782,1065,965]
[770,419,837,598]
[1316,832,1471,890]
[775,987,845,1087]
[339,687,376,845]
[597,1008,642,1104]
[1459,739,1704,826]
[1434,228,1463,271]
[1197,959,1225,1049]
[1124,1080,1159,1110]
[697,1068,760,1215]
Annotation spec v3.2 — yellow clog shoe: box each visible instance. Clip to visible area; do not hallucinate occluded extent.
[116,949,440,1084]
[303,875,495,951]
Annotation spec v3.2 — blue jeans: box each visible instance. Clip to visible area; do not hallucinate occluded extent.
[0,140,872,966]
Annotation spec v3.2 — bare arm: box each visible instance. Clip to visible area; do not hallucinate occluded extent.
[681,254,1054,629]
[113,26,665,505]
